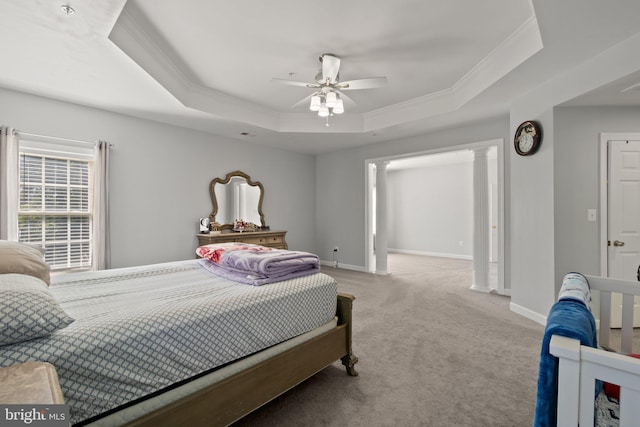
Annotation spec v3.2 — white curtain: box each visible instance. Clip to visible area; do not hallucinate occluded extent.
[92,140,111,270]
[0,127,18,240]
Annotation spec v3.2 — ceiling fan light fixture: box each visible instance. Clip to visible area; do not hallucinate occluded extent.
[309,95,321,111]
[274,53,385,121]
[318,104,330,117]
[325,91,337,108]
[333,98,344,114]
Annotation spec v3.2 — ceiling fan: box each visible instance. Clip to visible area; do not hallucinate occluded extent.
[272,54,387,121]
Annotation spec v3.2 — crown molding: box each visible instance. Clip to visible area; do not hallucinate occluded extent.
[453,15,543,106]
[109,3,279,129]
[363,15,543,132]
[109,4,542,134]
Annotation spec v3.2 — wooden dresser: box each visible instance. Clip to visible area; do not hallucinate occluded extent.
[197,230,288,250]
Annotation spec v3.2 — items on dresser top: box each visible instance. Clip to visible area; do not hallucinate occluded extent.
[197,229,288,249]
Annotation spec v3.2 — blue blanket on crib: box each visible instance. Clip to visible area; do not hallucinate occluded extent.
[533,299,598,427]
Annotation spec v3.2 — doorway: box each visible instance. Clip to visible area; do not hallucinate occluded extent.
[365,139,505,294]
[599,134,640,327]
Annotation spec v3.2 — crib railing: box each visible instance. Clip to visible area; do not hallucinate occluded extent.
[584,274,639,353]
[550,274,640,426]
[551,335,640,426]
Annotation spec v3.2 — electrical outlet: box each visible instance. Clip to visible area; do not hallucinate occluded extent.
[333,246,339,252]
[458,240,464,247]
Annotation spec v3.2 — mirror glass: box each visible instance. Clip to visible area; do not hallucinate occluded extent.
[209,171,265,228]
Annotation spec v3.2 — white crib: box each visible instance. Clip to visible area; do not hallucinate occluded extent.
[550,275,640,426]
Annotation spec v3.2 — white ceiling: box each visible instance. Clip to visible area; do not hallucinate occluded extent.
[1,1,640,154]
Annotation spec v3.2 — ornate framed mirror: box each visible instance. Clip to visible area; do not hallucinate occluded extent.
[209,170,265,229]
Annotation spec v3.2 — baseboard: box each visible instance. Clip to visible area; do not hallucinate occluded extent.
[388,248,473,261]
[320,260,367,272]
[510,302,547,326]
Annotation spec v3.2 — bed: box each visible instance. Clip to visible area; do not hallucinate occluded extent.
[0,241,358,426]
[536,273,640,427]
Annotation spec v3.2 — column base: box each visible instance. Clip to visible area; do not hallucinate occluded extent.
[470,284,496,294]
[375,270,390,276]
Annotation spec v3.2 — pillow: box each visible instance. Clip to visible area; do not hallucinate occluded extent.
[0,240,50,285]
[0,274,74,346]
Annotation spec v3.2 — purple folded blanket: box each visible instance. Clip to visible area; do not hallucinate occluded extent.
[196,243,320,285]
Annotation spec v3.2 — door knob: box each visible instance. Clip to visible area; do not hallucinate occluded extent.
[613,240,625,247]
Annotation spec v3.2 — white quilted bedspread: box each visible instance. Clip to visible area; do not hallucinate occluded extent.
[0,260,337,425]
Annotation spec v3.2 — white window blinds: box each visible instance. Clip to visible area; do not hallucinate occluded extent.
[18,138,94,271]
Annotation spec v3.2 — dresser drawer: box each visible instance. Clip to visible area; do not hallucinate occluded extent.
[265,235,283,244]
[242,237,267,245]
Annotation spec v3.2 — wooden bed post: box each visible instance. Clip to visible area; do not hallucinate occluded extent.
[337,293,359,376]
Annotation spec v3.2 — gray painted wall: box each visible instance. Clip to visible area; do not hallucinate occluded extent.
[554,105,640,293]
[388,163,474,258]
[509,107,556,320]
[315,118,510,270]
[0,87,317,268]
[506,30,640,323]
[387,156,499,260]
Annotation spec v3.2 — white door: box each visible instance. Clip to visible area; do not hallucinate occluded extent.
[608,140,640,327]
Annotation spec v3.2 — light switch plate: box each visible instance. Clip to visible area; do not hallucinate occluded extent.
[587,209,597,222]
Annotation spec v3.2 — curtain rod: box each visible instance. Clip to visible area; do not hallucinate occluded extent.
[17,131,113,147]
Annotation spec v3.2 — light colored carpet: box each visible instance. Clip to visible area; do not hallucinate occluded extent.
[232,254,545,427]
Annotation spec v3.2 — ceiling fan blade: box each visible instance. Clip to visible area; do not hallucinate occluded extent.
[272,78,320,88]
[334,90,357,108]
[290,92,318,109]
[336,77,387,90]
[321,54,341,84]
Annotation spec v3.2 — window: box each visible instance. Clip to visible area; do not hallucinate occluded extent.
[18,141,94,271]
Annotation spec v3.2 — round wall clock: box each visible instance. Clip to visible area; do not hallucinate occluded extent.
[514,121,542,156]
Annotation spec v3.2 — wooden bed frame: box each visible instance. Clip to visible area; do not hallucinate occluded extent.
[550,275,640,426]
[123,293,358,427]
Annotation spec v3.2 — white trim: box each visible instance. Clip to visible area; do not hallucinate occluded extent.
[496,140,505,295]
[18,133,96,160]
[319,260,366,272]
[388,248,472,261]
[17,132,96,147]
[510,302,547,326]
[365,138,505,294]
[598,132,640,278]
[600,137,608,277]
[364,161,376,273]
[451,15,543,110]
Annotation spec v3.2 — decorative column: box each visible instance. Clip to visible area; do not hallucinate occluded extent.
[470,148,491,292]
[375,161,390,275]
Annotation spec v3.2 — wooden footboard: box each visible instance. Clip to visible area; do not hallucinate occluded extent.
[125,293,357,427]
